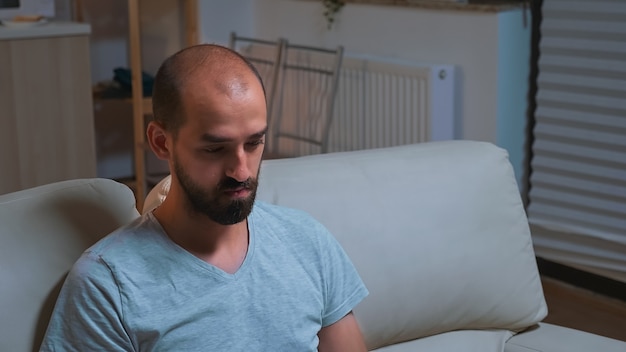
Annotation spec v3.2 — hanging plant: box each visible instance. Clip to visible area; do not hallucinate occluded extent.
[322,0,345,29]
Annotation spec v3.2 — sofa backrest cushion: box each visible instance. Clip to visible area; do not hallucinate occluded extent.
[255,141,547,349]
[0,178,140,352]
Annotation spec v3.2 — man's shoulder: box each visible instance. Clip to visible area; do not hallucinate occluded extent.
[80,214,161,266]
[67,213,170,286]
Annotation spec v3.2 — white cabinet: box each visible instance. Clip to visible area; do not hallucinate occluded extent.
[0,22,96,194]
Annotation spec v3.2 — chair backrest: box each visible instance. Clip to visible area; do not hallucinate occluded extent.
[0,178,139,352]
[270,42,344,157]
[229,32,285,131]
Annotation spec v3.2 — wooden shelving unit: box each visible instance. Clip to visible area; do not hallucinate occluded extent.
[128,0,199,211]
[74,0,199,209]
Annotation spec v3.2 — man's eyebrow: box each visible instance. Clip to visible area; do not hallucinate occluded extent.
[200,133,230,143]
[199,126,268,143]
[250,127,269,139]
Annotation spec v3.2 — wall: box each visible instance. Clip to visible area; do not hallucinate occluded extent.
[197,0,530,186]
[496,10,532,189]
[82,0,530,185]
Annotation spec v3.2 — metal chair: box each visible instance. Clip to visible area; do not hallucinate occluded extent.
[268,42,344,158]
[229,32,285,135]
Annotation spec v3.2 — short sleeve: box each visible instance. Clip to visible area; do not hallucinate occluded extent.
[317,222,369,327]
[40,252,134,351]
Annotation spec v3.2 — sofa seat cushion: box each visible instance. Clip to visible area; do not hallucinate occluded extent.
[505,323,626,352]
[373,329,514,352]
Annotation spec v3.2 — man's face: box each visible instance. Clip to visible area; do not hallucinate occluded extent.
[169,70,267,224]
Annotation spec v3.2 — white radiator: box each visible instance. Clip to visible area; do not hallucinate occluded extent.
[240,44,457,156]
[328,54,456,153]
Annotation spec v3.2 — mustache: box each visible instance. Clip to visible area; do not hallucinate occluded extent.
[218,177,257,191]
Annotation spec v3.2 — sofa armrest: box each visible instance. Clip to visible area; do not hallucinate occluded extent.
[505,323,626,352]
[0,178,140,352]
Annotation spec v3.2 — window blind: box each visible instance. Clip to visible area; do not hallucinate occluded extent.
[528,0,626,283]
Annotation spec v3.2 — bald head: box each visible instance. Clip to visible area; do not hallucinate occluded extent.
[152,44,266,134]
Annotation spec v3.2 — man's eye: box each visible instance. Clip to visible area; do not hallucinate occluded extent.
[203,147,223,153]
[247,139,265,147]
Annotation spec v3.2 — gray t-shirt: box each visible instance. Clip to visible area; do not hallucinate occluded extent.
[40,201,368,351]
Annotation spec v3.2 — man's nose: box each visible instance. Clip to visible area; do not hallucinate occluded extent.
[225,148,251,182]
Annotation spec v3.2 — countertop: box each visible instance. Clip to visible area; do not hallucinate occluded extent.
[0,21,90,40]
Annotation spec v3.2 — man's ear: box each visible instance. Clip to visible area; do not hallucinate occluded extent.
[146,121,170,160]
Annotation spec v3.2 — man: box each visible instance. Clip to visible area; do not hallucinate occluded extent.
[41,44,368,351]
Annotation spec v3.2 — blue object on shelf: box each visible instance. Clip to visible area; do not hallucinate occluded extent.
[113,67,154,97]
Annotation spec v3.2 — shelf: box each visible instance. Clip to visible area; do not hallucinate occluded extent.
[126,0,198,211]
[0,21,90,40]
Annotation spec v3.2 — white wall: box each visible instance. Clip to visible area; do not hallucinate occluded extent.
[198,0,530,185]
[84,0,530,184]
[198,0,256,46]
[497,10,531,188]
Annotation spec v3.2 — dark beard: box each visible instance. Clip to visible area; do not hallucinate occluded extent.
[174,160,258,225]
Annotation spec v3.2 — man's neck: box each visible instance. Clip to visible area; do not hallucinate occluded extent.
[152,196,250,274]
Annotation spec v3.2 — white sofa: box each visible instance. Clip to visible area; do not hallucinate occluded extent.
[1,140,624,351]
